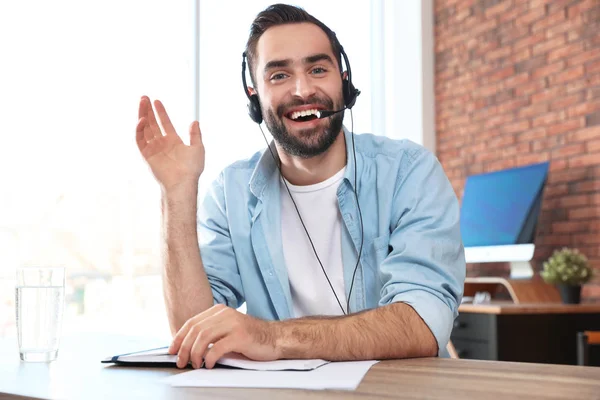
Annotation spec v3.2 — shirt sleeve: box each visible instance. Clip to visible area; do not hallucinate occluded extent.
[378,147,466,356]
[197,173,245,308]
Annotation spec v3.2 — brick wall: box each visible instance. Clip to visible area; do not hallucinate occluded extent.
[435,0,600,301]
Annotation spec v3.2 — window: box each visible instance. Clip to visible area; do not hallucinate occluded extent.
[0,0,372,340]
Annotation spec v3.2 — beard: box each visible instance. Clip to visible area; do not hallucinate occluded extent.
[263,94,344,159]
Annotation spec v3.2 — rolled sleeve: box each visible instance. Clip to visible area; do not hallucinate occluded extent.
[379,147,465,356]
[391,290,454,356]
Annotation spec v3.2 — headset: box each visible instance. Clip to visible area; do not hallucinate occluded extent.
[241,36,363,316]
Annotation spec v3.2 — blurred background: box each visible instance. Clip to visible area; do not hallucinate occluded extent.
[0,0,598,343]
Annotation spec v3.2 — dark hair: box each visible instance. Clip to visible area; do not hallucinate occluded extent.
[245,3,343,86]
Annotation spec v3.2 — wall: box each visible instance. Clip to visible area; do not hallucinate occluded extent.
[434,0,600,300]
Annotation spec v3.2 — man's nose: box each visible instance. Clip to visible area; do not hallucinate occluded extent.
[292,74,316,99]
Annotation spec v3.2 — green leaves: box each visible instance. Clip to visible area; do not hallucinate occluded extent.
[540,247,592,286]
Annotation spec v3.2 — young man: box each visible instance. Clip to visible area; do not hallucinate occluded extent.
[136,4,465,369]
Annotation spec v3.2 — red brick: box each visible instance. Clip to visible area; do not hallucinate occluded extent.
[553,221,589,234]
[518,103,550,119]
[515,79,547,96]
[551,143,586,158]
[545,183,570,198]
[533,136,561,152]
[547,118,585,136]
[518,152,550,165]
[532,9,567,33]
[550,93,585,111]
[513,32,547,50]
[499,1,529,23]
[568,0,599,17]
[532,61,566,80]
[533,35,567,56]
[548,42,586,62]
[567,101,600,118]
[549,65,585,85]
[504,72,530,88]
[484,113,516,129]
[485,46,513,62]
[567,48,600,67]
[587,60,600,75]
[497,98,530,114]
[572,180,600,193]
[549,158,568,172]
[569,207,600,220]
[531,87,566,103]
[501,120,531,134]
[515,7,547,27]
[487,65,515,82]
[588,139,600,153]
[558,194,591,207]
[485,0,514,18]
[546,15,583,38]
[518,127,547,141]
[489,135,517,147]
[510,48,533,64]
[574,233,600,245]
[569,153,600,168]
[533,111,566,127]
[474,151,500,163]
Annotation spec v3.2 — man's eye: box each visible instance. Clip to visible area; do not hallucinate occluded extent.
[271,73,287,81]
[311,67,327,74]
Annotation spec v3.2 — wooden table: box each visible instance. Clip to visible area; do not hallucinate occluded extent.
[1,333,599,399]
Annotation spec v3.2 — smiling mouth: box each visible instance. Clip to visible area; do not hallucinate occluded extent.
[285,108,322,122]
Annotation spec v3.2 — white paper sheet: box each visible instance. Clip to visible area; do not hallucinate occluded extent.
[164,360,379,391]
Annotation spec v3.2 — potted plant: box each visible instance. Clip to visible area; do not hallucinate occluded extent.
[540,247,593,304]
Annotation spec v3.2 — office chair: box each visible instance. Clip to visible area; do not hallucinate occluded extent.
[576,331,600,366]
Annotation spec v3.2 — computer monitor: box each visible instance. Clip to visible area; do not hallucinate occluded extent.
[460,161,550,278]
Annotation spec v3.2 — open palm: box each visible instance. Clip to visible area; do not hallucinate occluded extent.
[136,96,205,192]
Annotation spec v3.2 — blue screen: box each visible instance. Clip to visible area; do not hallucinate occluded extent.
[460,162,549,247]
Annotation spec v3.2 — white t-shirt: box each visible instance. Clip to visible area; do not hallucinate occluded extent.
[280,167,347,318]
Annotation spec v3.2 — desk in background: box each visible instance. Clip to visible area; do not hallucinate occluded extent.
[452,303,600,365]
[1,333,600,399]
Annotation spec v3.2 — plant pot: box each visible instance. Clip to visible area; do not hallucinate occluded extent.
[557,284,582,304]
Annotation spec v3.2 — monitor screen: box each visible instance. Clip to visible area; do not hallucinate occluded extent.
[460,162,550,248]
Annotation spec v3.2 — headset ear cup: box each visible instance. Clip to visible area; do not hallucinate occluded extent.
[343,78,358,110]
[248,95,263,124]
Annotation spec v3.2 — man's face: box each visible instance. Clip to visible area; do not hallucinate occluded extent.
[253,23,345,159]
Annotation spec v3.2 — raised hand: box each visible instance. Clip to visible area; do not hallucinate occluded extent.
[136,96,205,193]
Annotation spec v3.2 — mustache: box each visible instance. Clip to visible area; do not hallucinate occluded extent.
[276,96,334,118]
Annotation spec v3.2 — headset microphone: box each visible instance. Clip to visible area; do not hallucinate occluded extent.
[317,107,346,119]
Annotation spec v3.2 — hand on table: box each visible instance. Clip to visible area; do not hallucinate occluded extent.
[168,304,280,369]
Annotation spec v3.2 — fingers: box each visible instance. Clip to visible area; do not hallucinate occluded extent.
[204,336,237,369]
[138,96,162,139]
[154,100,177,137]
[136,117,147,152]
[169,304,228,355]
[175,312,227,369]
[189,322,229,369]
[189,121,202,146]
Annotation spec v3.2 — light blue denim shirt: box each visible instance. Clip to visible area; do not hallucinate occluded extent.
[197,128,466,356]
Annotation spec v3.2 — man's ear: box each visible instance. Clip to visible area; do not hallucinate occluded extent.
[342,71,348,81]
[247,86,257,96]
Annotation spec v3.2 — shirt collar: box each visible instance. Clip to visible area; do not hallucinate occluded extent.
[249,126,357,198]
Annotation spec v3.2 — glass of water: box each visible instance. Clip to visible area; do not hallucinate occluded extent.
[15,267,65,362]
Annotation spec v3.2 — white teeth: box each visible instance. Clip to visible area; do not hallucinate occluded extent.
[290,108,319,120]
